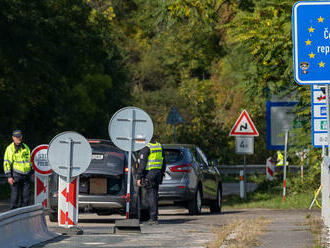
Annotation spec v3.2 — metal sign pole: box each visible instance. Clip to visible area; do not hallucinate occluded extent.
[243,154,246,198]
[125,109,135,219]
[282,130,289,202]
[174,124,177,143]
[327,85,330,156]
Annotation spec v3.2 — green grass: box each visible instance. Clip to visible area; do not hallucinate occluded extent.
[223,179,319,209]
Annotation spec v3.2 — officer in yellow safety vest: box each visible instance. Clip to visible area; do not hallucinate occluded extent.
[137,138,166,225]
[274,150,289,180]
[3,130,33,209]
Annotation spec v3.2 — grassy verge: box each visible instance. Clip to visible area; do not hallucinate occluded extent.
[306,214,324,248]
[206,217,271,248]
[223,179,319,209]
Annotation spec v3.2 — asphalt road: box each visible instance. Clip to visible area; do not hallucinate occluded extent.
[33,206,317,248]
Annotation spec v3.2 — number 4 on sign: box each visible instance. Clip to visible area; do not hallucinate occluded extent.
[229,109,259,136]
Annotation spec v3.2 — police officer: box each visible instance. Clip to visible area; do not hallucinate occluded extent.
[3,130,33,209]
[273,150,289,180]
[136,138,166,224]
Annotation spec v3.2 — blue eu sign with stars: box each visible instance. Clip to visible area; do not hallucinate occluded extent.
[293,1,330,84]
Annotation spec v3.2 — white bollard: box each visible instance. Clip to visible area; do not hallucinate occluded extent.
[240,170,244,199]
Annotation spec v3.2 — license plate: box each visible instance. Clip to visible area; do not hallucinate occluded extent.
[92,154,104,160]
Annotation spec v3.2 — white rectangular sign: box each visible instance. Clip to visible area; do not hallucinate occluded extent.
[313,132,328,147]
[312,90,326,104]
[312,85,328,148]
[235,136,254,155]
[314,119,327,132]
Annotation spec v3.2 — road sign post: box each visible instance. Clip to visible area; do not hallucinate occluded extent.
[109,107,153,220]
[167,106,184,143]
[31,144,51,207]
[48,132,92,231]
[292,1,330,227]
[230,110,259,199]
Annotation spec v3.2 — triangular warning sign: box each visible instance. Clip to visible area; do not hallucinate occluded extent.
[229,109,259,136]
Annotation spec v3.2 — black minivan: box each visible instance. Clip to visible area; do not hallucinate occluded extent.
[48,139,141,221]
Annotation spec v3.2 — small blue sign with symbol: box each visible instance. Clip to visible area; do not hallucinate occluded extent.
[293,2,330,84]
[321,106,327,115]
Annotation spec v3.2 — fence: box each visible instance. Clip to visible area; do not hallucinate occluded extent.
[219,164,300,176]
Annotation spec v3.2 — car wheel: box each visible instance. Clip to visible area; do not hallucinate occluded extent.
[188,187,202,215]
[210,186,222,213]
[49,211,58,222]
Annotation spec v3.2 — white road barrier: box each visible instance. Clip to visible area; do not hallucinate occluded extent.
[0,204,59,248]
[266,158,275,181]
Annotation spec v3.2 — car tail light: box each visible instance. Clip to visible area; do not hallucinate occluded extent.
[88,140,101,143]
[169,163,192,173]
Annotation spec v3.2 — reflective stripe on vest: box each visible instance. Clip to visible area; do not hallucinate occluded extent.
[145,142,163,170]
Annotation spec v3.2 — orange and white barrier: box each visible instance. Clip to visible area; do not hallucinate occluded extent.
[266,157,275,181]
[58,176,79,227]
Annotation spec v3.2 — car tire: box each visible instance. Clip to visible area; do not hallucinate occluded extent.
[210,186,222,213]
[49,211,58,222]
[188,187,202,215]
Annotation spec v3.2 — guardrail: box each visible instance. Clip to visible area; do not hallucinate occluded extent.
[0,204,59,248]
[219,164,300,175]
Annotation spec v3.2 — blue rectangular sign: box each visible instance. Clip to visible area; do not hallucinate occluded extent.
[266,101,298,150]
[293,2,330,84]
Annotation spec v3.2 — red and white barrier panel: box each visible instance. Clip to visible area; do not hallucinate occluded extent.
[266,157,275,181]
[58,176,79,227]
[31,145,52,207]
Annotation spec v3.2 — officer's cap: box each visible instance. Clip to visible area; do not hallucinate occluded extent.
[12,130,23,138]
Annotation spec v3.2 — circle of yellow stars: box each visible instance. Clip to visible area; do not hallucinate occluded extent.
[305,16,326,68]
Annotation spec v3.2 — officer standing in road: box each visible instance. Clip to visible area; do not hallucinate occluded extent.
[137,137,166,224]
[3,130,33,209]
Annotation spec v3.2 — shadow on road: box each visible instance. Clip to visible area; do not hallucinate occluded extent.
[79,218,117,224]
[159,218,196,224]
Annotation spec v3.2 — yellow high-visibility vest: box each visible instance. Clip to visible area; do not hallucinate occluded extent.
[276,151,288,166]
[3,142,31,175]
[145,142,163,170]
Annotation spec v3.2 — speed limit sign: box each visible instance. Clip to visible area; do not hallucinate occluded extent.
[235,136,254,155]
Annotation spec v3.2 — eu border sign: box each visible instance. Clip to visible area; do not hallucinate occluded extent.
[293,1,330,84]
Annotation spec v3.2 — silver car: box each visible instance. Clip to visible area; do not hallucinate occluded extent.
[159,144,222,215]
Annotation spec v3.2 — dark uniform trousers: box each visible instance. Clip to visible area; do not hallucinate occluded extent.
[10,172,31,209]
[145,169,163,221]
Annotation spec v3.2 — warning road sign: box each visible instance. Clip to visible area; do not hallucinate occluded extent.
[230,109,259,136]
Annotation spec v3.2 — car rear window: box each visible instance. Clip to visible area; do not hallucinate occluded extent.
[164,149,184,164]
[86,143,126,175]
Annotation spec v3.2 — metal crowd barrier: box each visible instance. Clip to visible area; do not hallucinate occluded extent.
[219,164,300,175]
[0,204,59,248]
